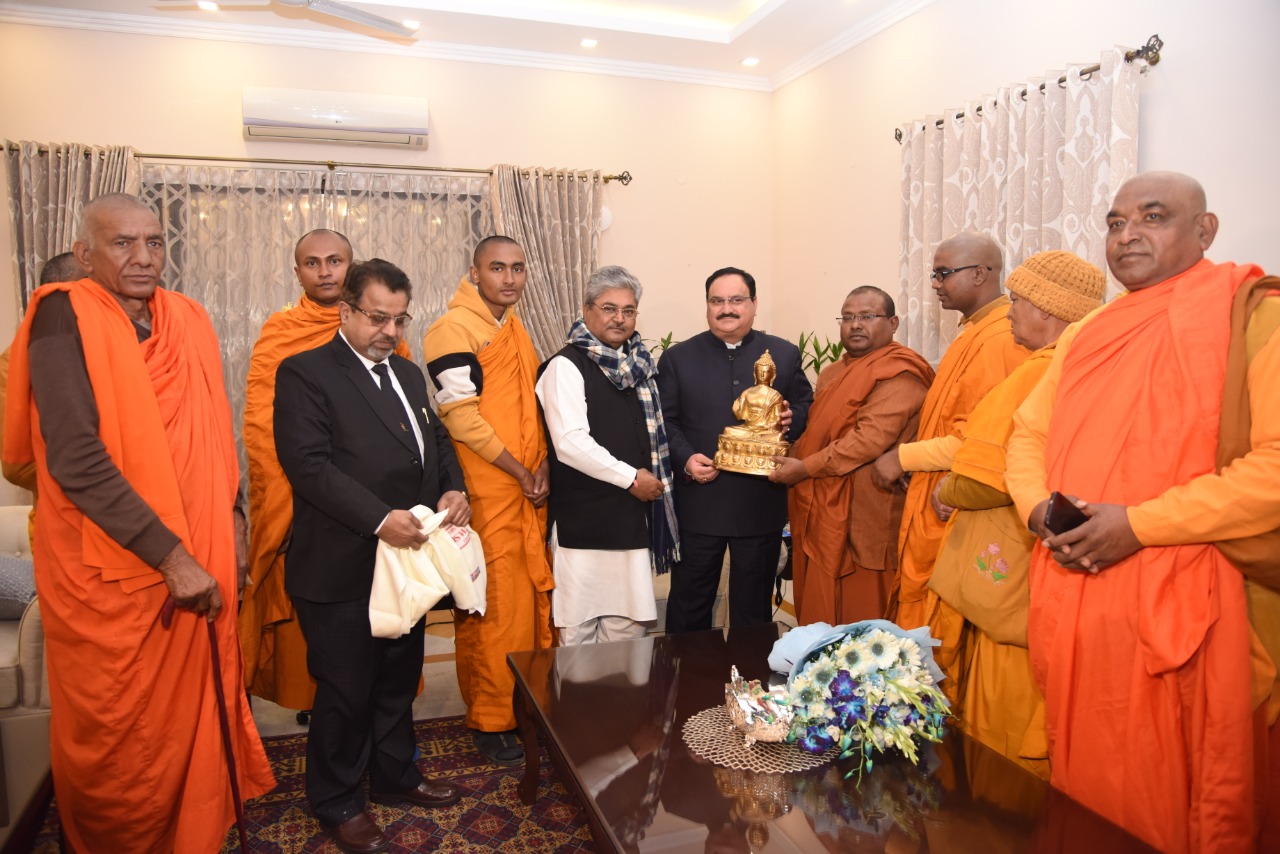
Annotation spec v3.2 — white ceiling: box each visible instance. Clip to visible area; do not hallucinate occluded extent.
[0,0,936,91]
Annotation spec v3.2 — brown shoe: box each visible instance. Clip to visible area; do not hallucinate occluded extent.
[321,811,390,854]
[370,778,461,808]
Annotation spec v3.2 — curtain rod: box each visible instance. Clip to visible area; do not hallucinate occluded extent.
[893,34,1164,144]
[2,144,633,185]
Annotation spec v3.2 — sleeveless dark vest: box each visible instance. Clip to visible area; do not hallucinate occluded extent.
[540,345,651,551]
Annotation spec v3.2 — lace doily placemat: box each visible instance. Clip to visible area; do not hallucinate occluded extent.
[682,706,834,773]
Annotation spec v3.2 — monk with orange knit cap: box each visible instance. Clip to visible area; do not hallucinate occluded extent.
[925,250,1105,779]
[4,194,273,852]
[1006,172,1280,853]
[874,233,1029,633]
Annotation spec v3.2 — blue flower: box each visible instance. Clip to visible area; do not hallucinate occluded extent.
[799,725,835,753]
[829,670,857,701]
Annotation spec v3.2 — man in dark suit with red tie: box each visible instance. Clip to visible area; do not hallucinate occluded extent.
[275,258,470,854]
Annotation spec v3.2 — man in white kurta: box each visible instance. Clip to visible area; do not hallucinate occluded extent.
[535,266,679,644]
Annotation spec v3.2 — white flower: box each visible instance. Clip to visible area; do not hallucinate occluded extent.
[867,630,901,670]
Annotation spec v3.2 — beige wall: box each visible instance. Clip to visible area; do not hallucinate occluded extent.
[772,0,1280,340]
[0,22,774,346]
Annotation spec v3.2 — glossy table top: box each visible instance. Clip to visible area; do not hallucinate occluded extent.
[509,623,1155,853]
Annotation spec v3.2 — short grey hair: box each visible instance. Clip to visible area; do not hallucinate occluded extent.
[76,193,158,246]
[584,265,643,306]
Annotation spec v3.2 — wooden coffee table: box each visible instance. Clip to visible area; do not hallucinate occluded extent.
[508,623,1155,853]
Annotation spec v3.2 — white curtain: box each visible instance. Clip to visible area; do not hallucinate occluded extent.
[490,164,603,358]
[897,49,1143,363]
[5,141,139,309]
[139,163,492,484]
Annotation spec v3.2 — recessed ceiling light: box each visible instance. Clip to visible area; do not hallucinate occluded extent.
[741,57,760,67]
[197,0,219,10]
[581,38,598,48]
[402,19,420,31]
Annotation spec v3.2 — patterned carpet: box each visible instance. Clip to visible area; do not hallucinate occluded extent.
[32,716,594,853]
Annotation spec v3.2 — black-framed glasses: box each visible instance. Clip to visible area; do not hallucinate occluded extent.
[836,313,892,323]
[707,296,753,307]
[589,302,639,320]
[930,264,990,282]
[346,302,413,328]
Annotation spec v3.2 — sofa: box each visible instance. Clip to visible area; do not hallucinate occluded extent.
[0,506,42,716]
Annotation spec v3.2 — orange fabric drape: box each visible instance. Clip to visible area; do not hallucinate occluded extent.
[1030,260,1262,854]
[238,296,409,709]
[446,309,554,732]
[891,300,1027,629]
[4,279,274,853]
[789,343,934,624]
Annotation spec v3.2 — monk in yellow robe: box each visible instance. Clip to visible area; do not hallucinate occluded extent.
[1006,172,1280,853]
[926,251,1105,779]
[874,233,1029,638]
[770,286,933,624]
[423,236,554,766]
[238,229,410,710]
[4,195,273,852]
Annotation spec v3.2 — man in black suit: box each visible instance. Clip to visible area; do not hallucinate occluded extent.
[275,258,470,854]
[656,266,812,633]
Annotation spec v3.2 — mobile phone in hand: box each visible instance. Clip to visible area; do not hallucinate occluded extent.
[1043,491,1088,535]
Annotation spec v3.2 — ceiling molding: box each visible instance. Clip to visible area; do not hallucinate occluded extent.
[0,1,937,94]
[769,0,937,90]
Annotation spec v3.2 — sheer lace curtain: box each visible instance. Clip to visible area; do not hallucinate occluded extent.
[5,141,139,308]
[139,163,492,481]
[897,49,1143,363]
[490,164,603,358]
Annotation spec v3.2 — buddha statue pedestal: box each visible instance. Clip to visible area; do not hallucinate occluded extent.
[714,434,789,476]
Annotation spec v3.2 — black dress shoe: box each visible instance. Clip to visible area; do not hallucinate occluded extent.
[370,778,462,808]
[321,811,390,854]
[471,728,525,766]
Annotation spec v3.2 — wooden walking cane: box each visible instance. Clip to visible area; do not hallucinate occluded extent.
[162,598,251,854]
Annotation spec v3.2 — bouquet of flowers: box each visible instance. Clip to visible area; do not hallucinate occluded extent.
[770,620,950,779]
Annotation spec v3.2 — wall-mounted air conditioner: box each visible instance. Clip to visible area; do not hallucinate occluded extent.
[242,86,429,149]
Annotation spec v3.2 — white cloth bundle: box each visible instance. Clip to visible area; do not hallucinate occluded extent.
[369,504,487,639]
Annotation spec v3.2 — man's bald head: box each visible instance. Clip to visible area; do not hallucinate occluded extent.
[77,194,158,248]
[930,232,1004,318]
[1105,171,1218,291]
[39,251,87,285]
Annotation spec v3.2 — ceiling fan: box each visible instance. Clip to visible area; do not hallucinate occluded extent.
[178,0,419,38]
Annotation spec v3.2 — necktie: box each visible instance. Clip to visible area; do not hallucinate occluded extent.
[371,362,414,438]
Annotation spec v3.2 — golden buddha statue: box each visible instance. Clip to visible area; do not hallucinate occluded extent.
[715,350,790,475]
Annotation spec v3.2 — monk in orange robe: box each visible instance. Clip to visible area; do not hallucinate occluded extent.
[926,251,1105,779]
[874,233,1029,638]
[238,229,410,710]
[3,194,274,852]
[1006,172,1280,853]
[770,286,933,624]
[423,236,554,766]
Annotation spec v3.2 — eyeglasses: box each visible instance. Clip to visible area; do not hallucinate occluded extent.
[346,302,413,328]
[589,302,639,320]
[707,296,753,307]
[836,313,892,324]
[930,264,990,282]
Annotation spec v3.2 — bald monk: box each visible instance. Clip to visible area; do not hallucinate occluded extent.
[874,233,1029,633]
[1006,172,1280,853]
[925,251,1105,778]
[423,235,554,766]
[238,229,411,711]
[3,194,274,852]
[769,286,933,624]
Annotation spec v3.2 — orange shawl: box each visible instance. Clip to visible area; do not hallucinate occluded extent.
[790,343,935,578]
[4,279,274,852]
[1030,260,1262,854]
[238,296,408,707]
[892,299,1028,627]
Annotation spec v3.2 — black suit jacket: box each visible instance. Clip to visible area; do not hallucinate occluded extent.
[274,333,465,603]
[656,329,812,537]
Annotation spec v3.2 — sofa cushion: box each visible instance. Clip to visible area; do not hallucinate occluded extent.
[0,556,35,620]
[0,620,19,708]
